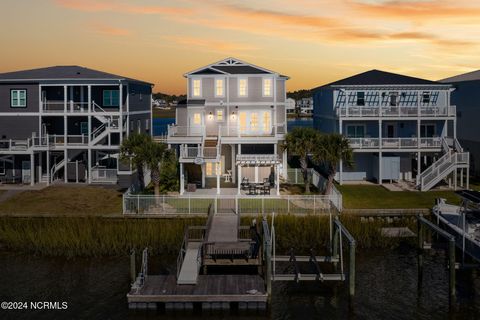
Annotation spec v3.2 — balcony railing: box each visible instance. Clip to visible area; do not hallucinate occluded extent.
[91,166,118,183]
[42,100,90,113]
[0,139,30,151]
[168,125,205,137]
[219,124,286,138]
[336,106,456,118]
[348,137,442,149]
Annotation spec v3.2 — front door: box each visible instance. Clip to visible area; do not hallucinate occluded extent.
[385,124,396,138]
[188,111,203,135]
[22,161,31,184]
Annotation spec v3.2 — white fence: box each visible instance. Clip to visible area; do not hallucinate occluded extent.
[123,194,336,215]
[286,168,343,211]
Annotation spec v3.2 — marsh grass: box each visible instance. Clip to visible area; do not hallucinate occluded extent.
[0,217,205,257]
[242,214,416,254]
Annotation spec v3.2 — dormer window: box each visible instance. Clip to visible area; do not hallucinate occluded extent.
[192,79,201,97]
[356,92,365,106]
[389,92,398,106]
[238,78,248,97]
[263,78,273,97]
[215,78,224,97]
[422,91,430,104]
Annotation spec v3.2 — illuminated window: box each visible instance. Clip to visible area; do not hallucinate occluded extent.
[251,112,258,130]
[206,161,222,176]
[215,79,224,97]
[206,162,213,176]
[193,113,201,125]
[216,109,223,122]
[263,78,272,97]
[192,79,201,97]
[263,111,271,133]
[239,112,247,132]
[238,78,248,97]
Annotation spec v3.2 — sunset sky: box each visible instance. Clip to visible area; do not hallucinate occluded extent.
[0,0,479,94]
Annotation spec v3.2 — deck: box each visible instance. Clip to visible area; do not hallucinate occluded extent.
[127,275,267,309]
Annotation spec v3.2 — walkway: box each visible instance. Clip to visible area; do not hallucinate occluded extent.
[177,242,202,285]
[207,212,238,242]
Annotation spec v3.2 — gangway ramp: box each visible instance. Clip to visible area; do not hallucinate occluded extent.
[176,242,202,285]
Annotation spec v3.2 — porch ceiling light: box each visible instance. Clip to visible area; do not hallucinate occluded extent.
[208,112,213,120]
[231,111,236,120]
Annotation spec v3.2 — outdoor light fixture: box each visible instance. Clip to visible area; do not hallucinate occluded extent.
[208,112,213,120]
[231,111,236,120]
[270,105,274,108]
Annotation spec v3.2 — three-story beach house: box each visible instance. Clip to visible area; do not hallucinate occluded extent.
[167,58,289,195]
[0,66,152,186]
[313,70,469,191]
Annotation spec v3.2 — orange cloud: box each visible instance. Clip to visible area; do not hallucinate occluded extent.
[162,35,257,54]
[54,0,193,15]
[90,23,131,37]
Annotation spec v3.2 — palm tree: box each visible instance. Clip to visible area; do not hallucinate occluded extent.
[281,127,319,193]
[143,141,168,196]
[314,133,353,195]
[120,133,152,191]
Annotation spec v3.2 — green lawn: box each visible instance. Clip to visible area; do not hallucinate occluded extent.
[337,185,461,209]
[0,186,123,215]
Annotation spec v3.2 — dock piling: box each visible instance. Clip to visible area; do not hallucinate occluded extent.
[130,249,136,284]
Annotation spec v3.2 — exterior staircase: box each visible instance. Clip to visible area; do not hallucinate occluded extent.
[202,139,219,160]
[50,158,66,182]
[90,102,120,145]
[418,138,469,191]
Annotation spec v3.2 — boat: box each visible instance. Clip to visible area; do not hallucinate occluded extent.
[432,190,480,262]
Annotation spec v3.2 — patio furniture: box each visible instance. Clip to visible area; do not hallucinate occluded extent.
[263,183,270,195]
[248,183,257,195]
[223,170,232,182]
[241,177,250,191]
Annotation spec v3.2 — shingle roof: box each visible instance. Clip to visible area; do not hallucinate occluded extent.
[316,69,441,90]
[440,70,480,83]
[0,65,152,85]
[213,65,268,74]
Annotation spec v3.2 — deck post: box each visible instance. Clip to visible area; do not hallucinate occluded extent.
[448,238,456,302]
[180,163,184,195]
[349,240,356,298]
[216,164,220,195]
[130,249,136,284]
[237,165,242,195]
[332,228,339,270]
[46,149,50,185]
[30,152,34,186]
[417,216,423,287]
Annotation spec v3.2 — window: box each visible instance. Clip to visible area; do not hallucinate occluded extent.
[80,122,88,135]
[250,112,258,130]
[206,161,222,177]
[263,111,271,133]
[215,79,224,97]
[346,124,365,138]
[0,160,5,175]
[193,113,201,125]
[389,92,398,106]
[11,89,26,108]
[420,124,436,137]
[238,78,248,97]
[356,92,365,106]
[422,91,430,104]
[103,90,119,107]
[216,109,224,122]
[192,79,201,97]
[239,112,247,132]
[263,78,272,97]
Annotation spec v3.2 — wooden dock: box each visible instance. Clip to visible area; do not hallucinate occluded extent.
[127,274,267,310]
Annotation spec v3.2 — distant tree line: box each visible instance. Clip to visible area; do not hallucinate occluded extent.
[286,89,312,101]
[153,92,187,104]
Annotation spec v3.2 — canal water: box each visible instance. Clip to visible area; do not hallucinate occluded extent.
[152,117,314,136]
[1,245,479,319]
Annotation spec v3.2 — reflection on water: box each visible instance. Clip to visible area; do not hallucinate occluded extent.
[1,245,479,319]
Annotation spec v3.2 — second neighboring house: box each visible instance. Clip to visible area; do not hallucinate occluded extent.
[440,70,480,177]
[313,69,469,191]
[167,57,289,195]
[286,97,296,114]
[0,66,152,187]
[297,97,313,115]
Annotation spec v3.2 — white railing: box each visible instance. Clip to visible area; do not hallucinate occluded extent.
[66,135,89,145]
[168,125,205,137]
[236,154,279,163]
[123,193,335,215]
[180,145,200,159]
[286,168,343,212]
[0,139,30,151]
[348,137,441,149]
[336,105,456,118]
[203,147,218,159]
[91,166,118,183]
[42,100,89,113]
[219,124,286,138]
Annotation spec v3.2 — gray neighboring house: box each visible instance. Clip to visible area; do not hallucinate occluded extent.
[313,69,469,191]
[0,66,153,187]
[441,70,480,177]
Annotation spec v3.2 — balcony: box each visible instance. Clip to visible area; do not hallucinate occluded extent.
[348,137,442,150]
[336,106,456,118]
[168,126,205,137]
[42,100,122,113]
[179,145,219,161]
[219,124,286,138]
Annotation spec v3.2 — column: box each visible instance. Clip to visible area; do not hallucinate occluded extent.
[417,151,421,185]
[339,119,343,185]
[87,149,92,184]
[64,85,67,112]
[180,163,184,195]
[237,165,242,195]
[276,164,280,196]
[201,163,205,188]
[231,144,236,183]
[282,149,287,178]
[216,165,220,195]
[378,152,383,185]
[47,150,50,185]
[30,153,34,186]
[38,152,42,183]
[119,83,124,143]
[64,149,68,183]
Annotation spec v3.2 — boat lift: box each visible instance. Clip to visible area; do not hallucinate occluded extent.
[262,212,357,298]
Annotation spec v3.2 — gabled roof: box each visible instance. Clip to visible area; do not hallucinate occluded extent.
[315,69,443,90]
[0,65,153,85]
[184,57,289,78]
[440,70,480,83]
